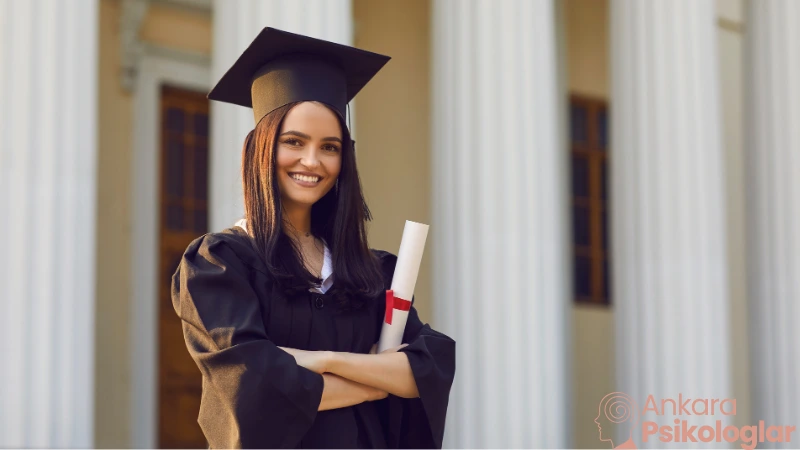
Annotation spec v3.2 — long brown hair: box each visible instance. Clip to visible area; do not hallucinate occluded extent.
[241,101,383,310]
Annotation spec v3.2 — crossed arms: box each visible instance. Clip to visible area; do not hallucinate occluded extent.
[278,343,420,411]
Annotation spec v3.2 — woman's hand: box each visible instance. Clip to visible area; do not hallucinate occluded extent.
[280,343,408,374]
[369,342,409,354]
[362,382,390,402]
[278,346,333,374]
[319,374,389,411]
[329,342,419,398]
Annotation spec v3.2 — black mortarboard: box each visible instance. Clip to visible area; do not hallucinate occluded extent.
[208,27,391,126]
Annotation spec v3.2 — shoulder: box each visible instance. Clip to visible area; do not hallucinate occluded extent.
[184,227,252,256]
[182,227,266,275]
[370,248,398,264]
[370,248,395,258]
[370,249,398,278]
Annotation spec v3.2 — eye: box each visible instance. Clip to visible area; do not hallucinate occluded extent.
[323,144,341,153]
[283,138,302,146]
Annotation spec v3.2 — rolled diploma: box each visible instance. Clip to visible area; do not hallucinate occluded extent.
[377,220,429,353]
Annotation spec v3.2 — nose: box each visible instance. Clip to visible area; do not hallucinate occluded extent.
[299,147,322,169]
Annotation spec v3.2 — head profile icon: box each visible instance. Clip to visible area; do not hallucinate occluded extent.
[595,392,639,449]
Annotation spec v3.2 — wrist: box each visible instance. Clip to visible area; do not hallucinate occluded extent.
[360,383,374,403]
[361,383,382,402]
[324,350,340,373]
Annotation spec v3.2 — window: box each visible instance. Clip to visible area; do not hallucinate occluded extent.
[569,95,611,305]
[161,86,210,234]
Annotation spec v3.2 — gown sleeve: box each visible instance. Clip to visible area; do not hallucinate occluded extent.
[378,252,456,449]
[171,233,324,449]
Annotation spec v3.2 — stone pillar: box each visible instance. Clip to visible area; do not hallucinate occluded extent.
[610,0,732,444]
[744,0,800,432]
[210,0,353,231]
[431,0,571,446]
[0,0,99,447]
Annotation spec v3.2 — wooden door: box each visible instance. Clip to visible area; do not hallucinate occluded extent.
[157,85,210,448]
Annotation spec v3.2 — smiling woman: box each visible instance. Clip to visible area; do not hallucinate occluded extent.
[240,98,381,310]
[276,103,342,209]
[242,97,382,309]
[170,27,456,449]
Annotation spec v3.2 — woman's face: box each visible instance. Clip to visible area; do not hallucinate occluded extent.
[276,101,343,209]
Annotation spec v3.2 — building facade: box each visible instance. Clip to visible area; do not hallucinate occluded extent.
[1,0,797,448]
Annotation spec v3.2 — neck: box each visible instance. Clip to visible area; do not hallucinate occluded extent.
[282,202,312,239]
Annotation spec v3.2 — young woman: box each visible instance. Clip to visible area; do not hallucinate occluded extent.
[171,27,455,448]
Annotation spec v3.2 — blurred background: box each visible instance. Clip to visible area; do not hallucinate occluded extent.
[1,0,798,448]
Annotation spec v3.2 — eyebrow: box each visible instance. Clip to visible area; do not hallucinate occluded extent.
[280,130,342,144]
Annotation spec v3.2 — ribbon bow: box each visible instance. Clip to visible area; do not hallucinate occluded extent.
[384,289,412,325]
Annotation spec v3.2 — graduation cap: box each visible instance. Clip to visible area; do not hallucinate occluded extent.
[208,27,391,127]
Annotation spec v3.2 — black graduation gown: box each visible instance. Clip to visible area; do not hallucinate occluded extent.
[170,226,456,448]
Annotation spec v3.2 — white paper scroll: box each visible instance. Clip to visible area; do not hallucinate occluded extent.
[377,220,429,353]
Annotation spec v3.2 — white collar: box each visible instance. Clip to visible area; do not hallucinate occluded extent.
[234,218,334,293]
[318,245,333,293]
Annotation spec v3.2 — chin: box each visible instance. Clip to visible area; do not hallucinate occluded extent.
[279,181,329,207]
[283,195,319,208]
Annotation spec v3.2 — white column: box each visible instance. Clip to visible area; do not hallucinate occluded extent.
[0,0,98,447]
[610,0,732,442]
[210,0,353,231]
[431,1,570,447]
[744,0,800,432]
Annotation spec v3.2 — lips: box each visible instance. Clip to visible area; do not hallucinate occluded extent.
[289,172,322,183]
[289,172,321,183]
[287,172,324,190]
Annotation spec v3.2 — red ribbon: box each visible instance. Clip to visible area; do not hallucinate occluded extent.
[384,290,412,325]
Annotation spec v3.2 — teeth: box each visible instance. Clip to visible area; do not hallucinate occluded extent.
[291,173,320,183]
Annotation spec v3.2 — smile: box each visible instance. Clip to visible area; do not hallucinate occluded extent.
[289,173,321,185]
